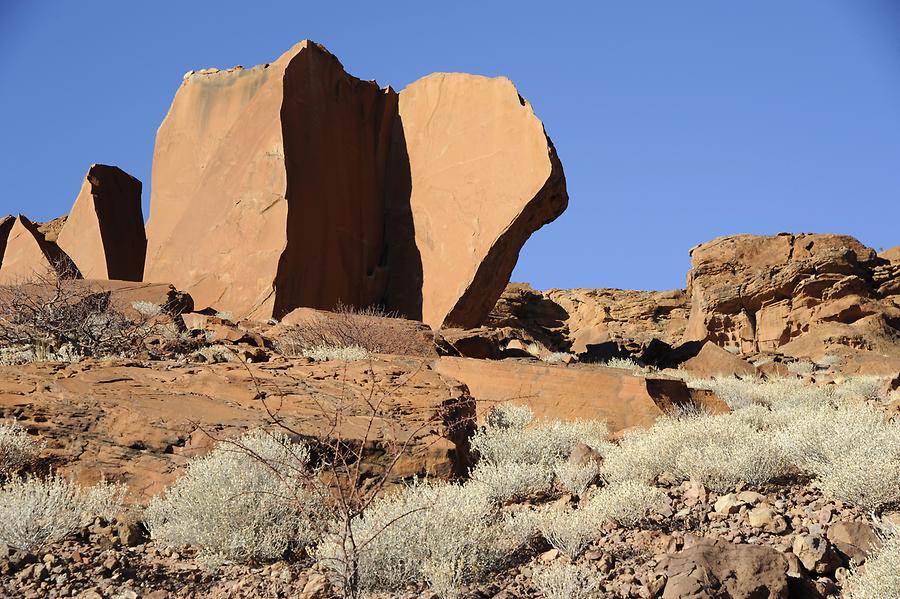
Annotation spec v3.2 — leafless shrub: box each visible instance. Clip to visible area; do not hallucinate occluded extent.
[0,270,161,359]
[274,303,433,357]
[584,480,666,526]
[538,504,596,559]
[554,461,599,496]
[302,344,371,362]
[145,429,329,562]
[0,473,124,551]
[0,421,44,477]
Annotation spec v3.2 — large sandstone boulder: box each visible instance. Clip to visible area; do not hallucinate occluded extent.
[658,538,790,599]
[683,234,900,361]
[144,41,397,319]
[0,215,78,284]
[385,74,567,329]
[432,357,724,432]
[56,164,146,281]
[880,246,900,263]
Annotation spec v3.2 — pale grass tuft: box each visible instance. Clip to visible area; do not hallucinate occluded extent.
[554,461,599,496]
[0,421,44,476]
[533,563,601,599]
[146,429,327,561]
[844,524,900,599]
[584,480,666,526]
[538,505,596,559]
[0,473,125,551]
[131,301,162,317]
[301,344,370,362]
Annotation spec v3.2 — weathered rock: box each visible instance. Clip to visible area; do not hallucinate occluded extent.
[679,342,760,379]
[826,520,880,564]
[432,357,719,432]
[880,246,900,263]
[684,234,900,367]
[0,215,78,284]
[56,164,146,281]
[145,41,397,319]
[385,74,567,330]
[658,538,789,598]
[792,532,841,574]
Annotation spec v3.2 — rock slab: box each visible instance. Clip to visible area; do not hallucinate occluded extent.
[0,215,78,284]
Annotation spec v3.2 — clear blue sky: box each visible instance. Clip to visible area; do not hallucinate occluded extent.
[2,1,898,291]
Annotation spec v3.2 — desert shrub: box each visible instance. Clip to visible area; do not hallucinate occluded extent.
[145,429,328,562]
[533,563,601,599]
[469,404,608,501]
[131,301,162,317]
[554,461,599,496]
[602,412,787,492]
[542,351,573,364]
[301,344,370,363]
[0,421,44,477]
[844,524,900,599]
[0,275,157,360]
[538,505,596,559]
[0,473,124,551]
[275,303,433,357]
[316,480,530,596]
[584,480,666,526]
[786,360,815,375]
[602,357,639,370]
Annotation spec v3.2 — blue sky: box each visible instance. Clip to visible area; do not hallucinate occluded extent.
[1,1,898,291]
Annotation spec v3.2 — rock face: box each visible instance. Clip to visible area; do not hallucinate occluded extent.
[56,164,146,281]
[432,357,725,432]
[145,41,566,327]
[487,283,690,354]
[385,74,567,329]
[144,41,398,319]
[0,215,78,284]
[684,234,900,361]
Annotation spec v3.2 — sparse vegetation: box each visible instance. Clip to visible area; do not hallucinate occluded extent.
[145,429,328,561]
[301,344,371,362]
[532,563,601,599]
[844,523,900,599]
[0,473,124,551]
[0,421,44,477]
[131,301,163,317]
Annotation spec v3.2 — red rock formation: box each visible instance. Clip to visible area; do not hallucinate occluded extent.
[0,215,79,284]
[683,234,900,362]
[881,246,900,263]
[144,41,397,319]
[385,74,567,329]
[432,357,725,432]
[679,341,760,379]
[56,164,146,281]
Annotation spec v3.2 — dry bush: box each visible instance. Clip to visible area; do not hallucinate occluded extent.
[316,480,530,597]
[274,303,433,357]
[538,505,596,559]
[0,421,44,477]
[0,473,124,551]
[301,344,371,362]
[602,357,640,371]
[469,404,609,501]
[602,412,787,492]
[145,429,329,561]
[554,461,599,496]
[585,480,666,526]
[0,271,160,360]
[533,563,601,599]
[844,524,900,599]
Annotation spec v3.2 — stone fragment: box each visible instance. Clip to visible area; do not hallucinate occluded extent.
[658,538,789,598]
[747,505,788,534]
[826,520,880,564]
[385,73,567,329]
[792,533,841,574]
[714,493,743,515]
[679,341,759,379]
[56,164,146,281]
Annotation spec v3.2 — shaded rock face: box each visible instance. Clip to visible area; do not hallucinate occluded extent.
[145,41,398,319]
[0,215,79,284]
[56,164,146,281]
[145,41,566,328]
[385,74,567,329]
[684,233,900,360]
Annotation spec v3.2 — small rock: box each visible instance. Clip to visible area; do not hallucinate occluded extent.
[539,548,560,563]
[714,493,743,515]
[792,533,841,574]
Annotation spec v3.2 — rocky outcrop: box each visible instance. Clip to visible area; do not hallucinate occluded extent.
[0,215,78,284]
[684,233,900,362]
[385,74,567,329]
[881,246,900,263]
[145,41,566,327]
[432,357,726,432]
[144,41,397,319]
[487,283,689,354]
[56,164,146,281]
